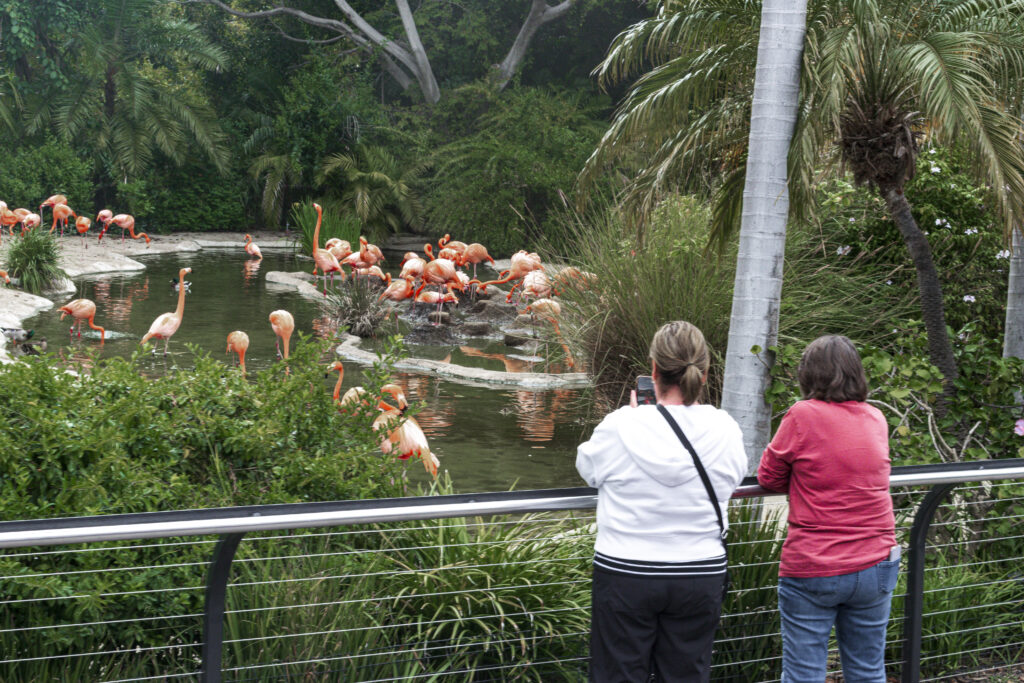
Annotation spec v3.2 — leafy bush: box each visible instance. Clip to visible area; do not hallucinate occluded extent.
[424,85,605,256]
[817,146,1010,340]
[3,229,65,293]
[292,200,362,255]
[0,338,416,672]
[0,140,94,211]
[142,161,249,232]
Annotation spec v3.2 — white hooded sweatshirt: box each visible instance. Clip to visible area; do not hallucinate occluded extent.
[576,403,747,563]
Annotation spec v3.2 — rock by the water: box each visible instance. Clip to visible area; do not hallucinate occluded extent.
[406,323,461,345]
[515,313,535,327]
[468,299,518,321]
[463,321,492,336]
[504,330,535,347]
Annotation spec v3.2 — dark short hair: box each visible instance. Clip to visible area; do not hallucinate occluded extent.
[797,335,868,402]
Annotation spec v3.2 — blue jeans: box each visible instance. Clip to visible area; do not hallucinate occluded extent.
[778,558,899,683]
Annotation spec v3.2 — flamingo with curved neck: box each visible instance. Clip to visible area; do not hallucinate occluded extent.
[59,299,105,341]
[269,309,295,360]
[141,267,191,354]
[226,331,250,375]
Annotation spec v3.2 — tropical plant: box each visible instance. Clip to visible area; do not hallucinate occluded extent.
[323,276,399,339]
[582,0,1024,399]
[35,0,230,183]
[3,230,65,293]
[291,200,361,256]
[318,143,426,241]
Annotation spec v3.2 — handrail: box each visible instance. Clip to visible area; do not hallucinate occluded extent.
[0,459,1022,549]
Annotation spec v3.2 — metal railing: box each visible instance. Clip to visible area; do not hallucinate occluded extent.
[0,459,1022,681]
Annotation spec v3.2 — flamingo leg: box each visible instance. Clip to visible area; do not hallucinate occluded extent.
[164,337,170,356]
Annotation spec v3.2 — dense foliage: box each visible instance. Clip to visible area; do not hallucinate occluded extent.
[2,228,65,293]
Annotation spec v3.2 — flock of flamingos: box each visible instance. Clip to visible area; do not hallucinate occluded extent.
[1,197,594,477]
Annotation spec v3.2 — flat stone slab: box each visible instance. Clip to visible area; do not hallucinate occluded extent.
[265,271,324,300]
[334,333,590,390]
[0,289,54,364]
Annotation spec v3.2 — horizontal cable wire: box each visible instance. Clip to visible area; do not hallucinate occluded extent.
[0,537,216,559]
[0,640,199,665]
[97,672,199,683]
[919,616,1024,640]
[918,638,1024,664]
[0,611,202,634]
[920,660,1024,682]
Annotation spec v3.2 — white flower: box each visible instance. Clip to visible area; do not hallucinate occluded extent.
[950,183,956,188]
[886,279,893,285]
[996,249,1011,259]
[929,149,937,155]
[836,245,852,256]
[849,217,856,223]
[964,228,978,235]
[931,165,941,174]
[963,295,976,303]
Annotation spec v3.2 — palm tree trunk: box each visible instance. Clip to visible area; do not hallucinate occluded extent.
[1005,227,1024,360]
[721,0,807,472]
[883,188,959,391]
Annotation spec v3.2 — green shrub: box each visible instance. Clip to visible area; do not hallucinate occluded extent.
[0,140,94,211]
[292,200,362,255]
[816,146,1010,340]
[3,229,65,293]
[423,85,605,257]
[324,275,398,338]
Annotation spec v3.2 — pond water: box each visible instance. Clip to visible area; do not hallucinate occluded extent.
[22,250,593,493]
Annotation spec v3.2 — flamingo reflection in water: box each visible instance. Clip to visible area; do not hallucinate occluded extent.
[242,258,262,284]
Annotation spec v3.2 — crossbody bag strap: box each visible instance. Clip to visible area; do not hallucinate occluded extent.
[656,404,728,548]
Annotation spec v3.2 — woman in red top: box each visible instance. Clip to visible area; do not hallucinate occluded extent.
[758,335,898,683]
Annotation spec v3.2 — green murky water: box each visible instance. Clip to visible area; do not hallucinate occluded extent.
[22,250,591,492]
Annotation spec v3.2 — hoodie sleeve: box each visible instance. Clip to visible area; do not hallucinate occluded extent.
[758,404,802,492]
[576,411,626,488]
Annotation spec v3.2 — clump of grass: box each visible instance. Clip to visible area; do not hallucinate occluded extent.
[4,230,65,293]
[291,200,362,255]
[546,197,734,409]
[324,275,397,338]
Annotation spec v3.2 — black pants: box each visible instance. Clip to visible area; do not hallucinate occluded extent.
[589,567,725,683]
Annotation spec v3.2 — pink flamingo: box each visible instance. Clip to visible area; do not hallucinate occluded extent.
[373,403,439,477]
[460,243,496,279]
[226,331,250,375]
[243,234,262,260]
[141,267,191,354]
[75,216,92,249]
[310,203,344,294]
[378,274,416,302]
[96,210,114,241]
[109,214,150,245]
[59,298,105,341]
[49,204,76,236]
[20,212,40,234]
[0,270,11,284]
[269,309,294,359]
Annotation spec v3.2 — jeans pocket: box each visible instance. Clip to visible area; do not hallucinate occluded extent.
[782,575,839,598]
[876,559,899,595]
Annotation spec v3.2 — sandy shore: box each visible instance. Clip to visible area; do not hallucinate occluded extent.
[0,231,294,363]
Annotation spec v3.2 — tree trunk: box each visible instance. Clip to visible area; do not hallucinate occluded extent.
[1005,227,1024,361]
[883,188,959,392]
[495,1,575,90]
[721,0,807,472]
[394,0,440,104]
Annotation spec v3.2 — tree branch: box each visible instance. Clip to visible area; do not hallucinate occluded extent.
[495,0,576,90]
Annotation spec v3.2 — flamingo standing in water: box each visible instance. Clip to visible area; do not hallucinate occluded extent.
[460,243,495,280]
[141,267,192,355]
[269,309,294,359]
[310,203,344,294]
[75,216,92,248]
[243,234,262,260]
[526,297,575,369]
[59,299,105,341]
[378,274,416,302]
[226,331,250,375]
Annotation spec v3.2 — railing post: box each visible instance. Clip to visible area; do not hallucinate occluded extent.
[201,533,245,683]
[901,483,956,683]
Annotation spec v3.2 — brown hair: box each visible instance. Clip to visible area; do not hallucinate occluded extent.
[649,321,709,405]
[798,335,868,402]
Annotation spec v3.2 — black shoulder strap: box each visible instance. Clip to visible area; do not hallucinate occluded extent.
[656,404,728,547]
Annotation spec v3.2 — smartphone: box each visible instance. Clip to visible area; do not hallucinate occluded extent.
[636,375,656,405]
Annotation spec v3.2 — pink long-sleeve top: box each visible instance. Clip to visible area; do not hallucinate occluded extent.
[758,399,896,578]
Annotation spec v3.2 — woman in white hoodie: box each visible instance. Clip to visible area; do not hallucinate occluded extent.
[576,321,747,683]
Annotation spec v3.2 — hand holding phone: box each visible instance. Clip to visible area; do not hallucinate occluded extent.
[635,375,656,406]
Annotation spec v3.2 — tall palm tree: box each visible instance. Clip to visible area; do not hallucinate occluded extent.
[35,0,229,179]
[721,0,807,469]
[582,0,1024,395]
[318,144,425,239]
